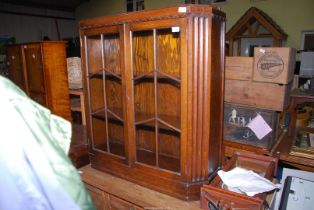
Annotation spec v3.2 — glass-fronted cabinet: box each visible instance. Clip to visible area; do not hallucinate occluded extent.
[81,5,225,200]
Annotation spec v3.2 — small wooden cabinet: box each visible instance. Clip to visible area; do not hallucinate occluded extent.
[80,5,225,200]
[7,41,72,121]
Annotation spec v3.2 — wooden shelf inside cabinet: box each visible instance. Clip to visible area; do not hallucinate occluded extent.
[133,71,181,84]
[135,112,181,132]
[69,89,86,125]
[92,107,124,122]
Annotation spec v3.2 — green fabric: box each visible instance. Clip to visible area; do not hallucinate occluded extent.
[0,76,95,210]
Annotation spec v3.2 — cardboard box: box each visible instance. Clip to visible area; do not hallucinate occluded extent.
[224,103,280,149]
[224,79,291,111]
[225,56,253,80]
[253,47,296,84]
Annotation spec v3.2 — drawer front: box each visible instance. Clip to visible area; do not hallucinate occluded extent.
[109,195,143,210]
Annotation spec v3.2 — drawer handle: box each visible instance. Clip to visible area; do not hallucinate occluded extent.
[32,54,36,59]
[11,55,15,60]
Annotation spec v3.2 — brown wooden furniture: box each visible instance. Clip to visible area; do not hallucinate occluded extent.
[7,41,72,121]
[70,124,90,168]
[226,7,287,56]
[69,89,86,125]
[80,164,202,210]
[201,152,278,210]
[275,89,314,172]
[79,5,226,200]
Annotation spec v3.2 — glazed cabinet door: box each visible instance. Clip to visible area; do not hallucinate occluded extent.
[23,44,47,106]
[7,46,26,91]
[84,26,127,160]
[130,19,185,174]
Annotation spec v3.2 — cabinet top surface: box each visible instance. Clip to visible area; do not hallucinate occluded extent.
[6,41,67,47]
[79,4,225,29]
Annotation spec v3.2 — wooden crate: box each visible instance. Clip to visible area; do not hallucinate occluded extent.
[224,79,292,111]
[253,47,296,84]
[225,56,253,80]
[200,152,278,210]
[224,103,280,149]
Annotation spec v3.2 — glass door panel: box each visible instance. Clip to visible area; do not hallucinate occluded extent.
[132,26,181,173]
[133,30,154,77]
[157,79,181,131]
[86,30,126,158]
[87,35,102,74]
[92,117,108,152]
[158,122,180,173]
[135,124,156,167]
[157,28,181,78]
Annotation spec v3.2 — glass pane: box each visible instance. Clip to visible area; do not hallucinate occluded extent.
[157,79,181,130]
[89,76,105,112]
[87,35,102,74]
[108,119,125,156]
[158,122,180,173]
[133,30,154,77]
[157,28,180,78]
[92,117,108,152]
[103,33,121,75]
[135,124,156,167]
[134,81,155,123]
[106,78,123,119]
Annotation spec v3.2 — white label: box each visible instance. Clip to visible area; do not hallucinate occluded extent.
[178,7,187,13]
[172,26,180,33]
[259,48,266,54]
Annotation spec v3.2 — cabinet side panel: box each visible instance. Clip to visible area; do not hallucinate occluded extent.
[41,42,72,121]
[208,16,225,173]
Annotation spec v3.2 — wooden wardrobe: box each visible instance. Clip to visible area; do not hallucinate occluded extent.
[7,41,72,121]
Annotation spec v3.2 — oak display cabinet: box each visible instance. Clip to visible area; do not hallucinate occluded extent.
[80,5,225,200]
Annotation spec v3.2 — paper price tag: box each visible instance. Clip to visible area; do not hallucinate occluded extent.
[178,7,187,13]
[171,26,180,33]
[246,114,272,140]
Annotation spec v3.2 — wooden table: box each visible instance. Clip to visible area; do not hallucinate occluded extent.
[69,89,86,125]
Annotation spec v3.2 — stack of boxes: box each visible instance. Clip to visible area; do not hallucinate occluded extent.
[224,47,296,153]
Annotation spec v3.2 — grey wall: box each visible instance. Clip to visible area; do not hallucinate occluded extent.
[0,3,78,43]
